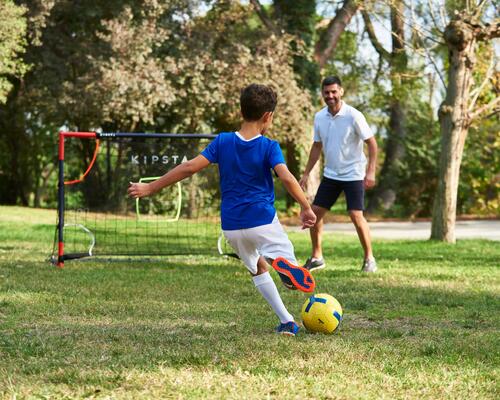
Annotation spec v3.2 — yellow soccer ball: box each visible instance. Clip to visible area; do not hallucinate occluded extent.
[301,293,343,334]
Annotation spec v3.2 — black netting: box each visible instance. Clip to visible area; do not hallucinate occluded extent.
[60,135,227,258]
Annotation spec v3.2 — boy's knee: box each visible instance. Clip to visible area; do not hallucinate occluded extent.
[253,257,270,275]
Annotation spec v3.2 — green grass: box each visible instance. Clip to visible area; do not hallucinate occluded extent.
[0,206,499,399]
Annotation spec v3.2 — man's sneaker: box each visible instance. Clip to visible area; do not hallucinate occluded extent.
[271,257,315,293]
[304,257,326,272]
[362,258,377,273]
[276,321,299,336]
[277,272,297,290]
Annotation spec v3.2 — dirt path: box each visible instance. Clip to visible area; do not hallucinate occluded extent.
[286,220,500,241]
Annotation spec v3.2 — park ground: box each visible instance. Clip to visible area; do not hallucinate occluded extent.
[0,206,499,399]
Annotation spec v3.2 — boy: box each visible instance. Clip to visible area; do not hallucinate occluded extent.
[128,84,316,336]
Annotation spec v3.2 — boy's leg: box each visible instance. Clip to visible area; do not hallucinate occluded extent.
[256,217,314,292]
[252,257,294,324]
[223,229,296,324]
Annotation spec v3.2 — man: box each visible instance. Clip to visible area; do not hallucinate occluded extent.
[299,76,378,273]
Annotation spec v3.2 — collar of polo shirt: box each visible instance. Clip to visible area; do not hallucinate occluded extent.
[327,101,346,118]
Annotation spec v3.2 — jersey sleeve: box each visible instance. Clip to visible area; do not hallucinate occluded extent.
[200,134,220,163]
[268,140,286,168]
[353,111,374,140]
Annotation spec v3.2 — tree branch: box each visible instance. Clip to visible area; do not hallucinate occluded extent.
[476,19,500,40]
[249,0,280,35]
[468,57,496,112]
[426,0,445,34]
[314,0,360,69]
[469,96,500,121]
[361,9,390,60]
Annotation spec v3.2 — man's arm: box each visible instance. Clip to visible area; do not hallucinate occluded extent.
[274,163,316,229]
[364,136,378,189]
[128,154,211,198]
[298,141,323,189]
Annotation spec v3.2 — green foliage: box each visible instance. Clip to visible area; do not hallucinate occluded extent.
[273,0,320,93]
[0,0,28,104]
[0,0,496,219]
[459,118,499,215]
[458,42,499,216]
[396,103,441,217]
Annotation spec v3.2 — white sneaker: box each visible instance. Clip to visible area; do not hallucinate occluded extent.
[362,258,377,273]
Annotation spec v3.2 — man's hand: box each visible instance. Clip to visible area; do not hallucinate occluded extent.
[298,174,309,190]
[128,182,153,199]
[300,207,317,230]
[364,171,376,189]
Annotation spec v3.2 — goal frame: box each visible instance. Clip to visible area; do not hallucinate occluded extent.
[55,131,217,267]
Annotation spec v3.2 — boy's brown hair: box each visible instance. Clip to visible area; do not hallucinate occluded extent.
[240,84,278,121]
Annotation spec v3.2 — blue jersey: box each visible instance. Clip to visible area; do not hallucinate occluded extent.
[201,132,285,230]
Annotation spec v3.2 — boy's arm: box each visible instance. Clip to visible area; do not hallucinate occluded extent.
[128,154,211,198]
[298,141,322,189]
[274,163,316,229]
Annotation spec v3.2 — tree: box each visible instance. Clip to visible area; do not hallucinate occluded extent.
[430,3,499,242]
[0,0,28,104]
[362,1,412,213]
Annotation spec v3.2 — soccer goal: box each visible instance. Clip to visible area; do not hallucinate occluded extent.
[52,131,231,267]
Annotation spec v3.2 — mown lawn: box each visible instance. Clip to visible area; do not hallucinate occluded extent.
[0,206,499,399]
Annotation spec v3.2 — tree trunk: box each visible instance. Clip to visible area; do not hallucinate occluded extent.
[366,0,407,213]
[431,19,476,243]
[367,100,406,212]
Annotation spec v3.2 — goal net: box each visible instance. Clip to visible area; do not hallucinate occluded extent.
[52,132,229,266]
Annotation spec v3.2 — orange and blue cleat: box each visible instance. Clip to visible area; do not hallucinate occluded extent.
[271,257,316,293]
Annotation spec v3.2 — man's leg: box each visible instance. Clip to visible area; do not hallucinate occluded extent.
[348,210,374,260]
[306,177,342,271]
[344,180,376,272]
[310,205,329,259]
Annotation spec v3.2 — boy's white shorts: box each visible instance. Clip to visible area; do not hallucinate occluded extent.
[223,215,297,275]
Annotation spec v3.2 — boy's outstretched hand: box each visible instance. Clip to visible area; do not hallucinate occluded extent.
[300,207,317,230]
[128,182,152,199]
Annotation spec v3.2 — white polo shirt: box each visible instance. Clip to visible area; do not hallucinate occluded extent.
[313,102,374,181]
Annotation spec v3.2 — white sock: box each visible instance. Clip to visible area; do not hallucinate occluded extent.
[253,272,294,324]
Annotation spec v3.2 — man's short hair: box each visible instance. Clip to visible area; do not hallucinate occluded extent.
[240,84,278,121]
[321,76,342,88]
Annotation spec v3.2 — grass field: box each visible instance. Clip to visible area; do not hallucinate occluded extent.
[0,206,499,399]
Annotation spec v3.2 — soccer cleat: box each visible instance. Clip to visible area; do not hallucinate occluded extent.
[271,257,315,293]
[362,258,377,273]
[303,257,326,272]
[276,321,299,336]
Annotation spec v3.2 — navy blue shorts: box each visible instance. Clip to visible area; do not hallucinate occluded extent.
[313,178,365,211]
